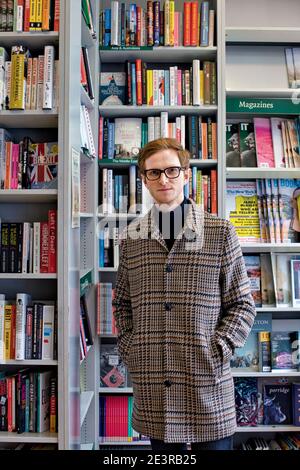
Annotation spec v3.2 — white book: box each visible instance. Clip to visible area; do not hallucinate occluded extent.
[113,227,119,269]
[180,115,185,149]
[147,117,155,142]
[42,305,55,360]
[83,105,96,157]
[33,222,41,274]
[111,1,120,46]
[107,169,113,214]
[270,118,285,168]
[15,293,31,360]
[16,3,24,32]
[160,111,168,138]
[102,168,108,214]
[292,48,300,87]
[0,297,7,361]
[37,55,44,110]
[22,222,31,273]
[0,47,8,110]
[29,225,34,273]
[173,66,178,105]
[42,45,54,109]
[80,105,89,150]
[37,371,52,432]
[154,116,161,139]
[192,59,201,106]
[169,67,176,106]
[4,61,11,110]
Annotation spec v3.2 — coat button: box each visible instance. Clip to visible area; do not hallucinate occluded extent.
[164,380,172,387]
[166,265,173,272]
[165,302,172,311]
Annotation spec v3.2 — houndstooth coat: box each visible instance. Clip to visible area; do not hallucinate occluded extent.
[114,199,256,443]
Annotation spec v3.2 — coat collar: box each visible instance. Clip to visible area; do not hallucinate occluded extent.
[133,198,205,251]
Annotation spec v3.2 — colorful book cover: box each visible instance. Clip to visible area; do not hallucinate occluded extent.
[239,122,257,167]
[225,123,240,167]
[226,181,261,243]
[263,383,292,425]
[243,255,262,307]
[29,142,58,188]
[271,331,298,372]
[100,72,126,105]
[100,344,127,388]
[114,118,142,158]
[231,313,272,371]
[253,117,275,168]
[234,377,258,426]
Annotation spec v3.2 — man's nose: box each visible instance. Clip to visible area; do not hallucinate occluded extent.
[159,172,168,184]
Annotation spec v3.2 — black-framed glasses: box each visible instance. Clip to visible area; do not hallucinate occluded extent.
[143,166,186,181]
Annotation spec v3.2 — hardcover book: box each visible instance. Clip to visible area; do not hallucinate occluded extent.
[114,117,142,158]
[100,344,128,388]
[234,377,258,426]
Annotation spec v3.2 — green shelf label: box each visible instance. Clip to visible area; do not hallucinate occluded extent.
[99,46,153,51]
[99,159,138,165]
[80,270,93,296]
[227,96,300,114]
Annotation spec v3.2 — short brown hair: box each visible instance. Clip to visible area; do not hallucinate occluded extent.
[138,138,190,173]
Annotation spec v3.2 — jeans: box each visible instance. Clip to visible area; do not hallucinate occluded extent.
[150,435,233,451]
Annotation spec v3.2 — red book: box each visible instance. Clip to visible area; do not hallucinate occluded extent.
[40,221,49,273]
[24,0,30,32]
[48,209,57,273]
[10,305,16,360]
[190,2,198,46]
[136,6,142,46]
[135,59,142,106]
[210,169,217,215]
[183,2,191,46]
[54,0,60,31]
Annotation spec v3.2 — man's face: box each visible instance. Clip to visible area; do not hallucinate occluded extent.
[141,149,189,209]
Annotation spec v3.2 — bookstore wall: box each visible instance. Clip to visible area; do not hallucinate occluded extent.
[1,0,300,451]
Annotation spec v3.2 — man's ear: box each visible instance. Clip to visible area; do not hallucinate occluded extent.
[141,172,148,188]
[184,168,191,183]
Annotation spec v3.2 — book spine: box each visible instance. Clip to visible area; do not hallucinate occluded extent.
[29,0,37,30]
[42,45,54,109]
[53,0,59,31]
[48,209,56,273]
[15,293,30,360]
[42,0,50,31]
[40,221,49,273]
[10,46,26,110]
[37,54,44,109]
[33,222,40,274]
[258,331,271,372]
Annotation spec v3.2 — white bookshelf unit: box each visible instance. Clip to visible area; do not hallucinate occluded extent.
[225,0,300,448]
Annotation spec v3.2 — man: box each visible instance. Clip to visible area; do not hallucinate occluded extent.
[114,138,256,451]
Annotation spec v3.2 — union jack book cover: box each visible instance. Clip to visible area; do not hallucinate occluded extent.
[29,142,58,188]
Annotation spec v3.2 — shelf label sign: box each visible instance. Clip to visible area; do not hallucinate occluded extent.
[227,96,300,114]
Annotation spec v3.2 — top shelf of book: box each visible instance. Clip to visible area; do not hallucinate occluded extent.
[99,46,217,63]
[225,27,300,44]
[0,32,59,49]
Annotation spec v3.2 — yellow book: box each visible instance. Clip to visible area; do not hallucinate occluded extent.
[147,69,153,105]
[196,170,202,206]
[4,305,12,360]
[164,0,170,46]
[29,0,37,31]
[169,1,175,46]
[10,46,27,110]
[42,0,51,31]
[200,70,204,105]
[35,0,43,30]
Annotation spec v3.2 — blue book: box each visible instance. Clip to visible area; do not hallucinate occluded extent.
[107,122,115,159]
[131,62,137,105]
[200,2,209,47]
[230,313,272,371]
[99,234,104,267]
[104,9,111,46]
[164,70,170,105]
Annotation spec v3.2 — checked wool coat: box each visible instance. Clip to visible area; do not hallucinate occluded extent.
[114,199,256,443]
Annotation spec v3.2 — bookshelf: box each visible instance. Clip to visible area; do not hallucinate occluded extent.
[79,0,99,451]
[0,1,62,449]
[98,0,225,447]
[225,0,300,447]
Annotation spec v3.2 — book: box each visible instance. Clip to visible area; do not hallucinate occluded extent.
[243,255,262,307]
[226,181,261,243]
[239,122,257,167]
[263,383,292,425]
[100,343,127,388]
[292,382,300,426]
[291,259,300,308]
[114,117,142,158]
[234,377,258,426]
[271,331,298,372]
[100,72,126,105]
[226,123,240,167]
[231,313,272,371]
[258,331,272,373]
[254,117,275,168]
